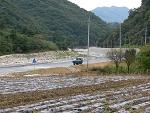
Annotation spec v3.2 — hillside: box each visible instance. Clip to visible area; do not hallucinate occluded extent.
[0,0,111,55]
[92,6,129,23]
[121,0,150,46]
[102,0,150,47]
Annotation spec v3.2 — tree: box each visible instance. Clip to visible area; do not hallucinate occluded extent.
[124,49,136,73]
[107,49,124,72]
[138,45,150,72]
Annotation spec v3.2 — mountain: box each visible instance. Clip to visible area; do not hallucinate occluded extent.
[92,6,129,23]
[102,0,150,48]
[0,0,112,55]
[121,0,150,46]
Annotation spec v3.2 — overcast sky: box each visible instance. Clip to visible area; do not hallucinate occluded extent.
[68,0,142,11]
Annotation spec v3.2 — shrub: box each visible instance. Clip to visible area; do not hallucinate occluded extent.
[90,66,112,75]
[107,49,124,72]
[137,45,150,73]
[124,49,136,73]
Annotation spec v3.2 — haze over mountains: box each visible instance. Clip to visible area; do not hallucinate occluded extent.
[92,6,129,23]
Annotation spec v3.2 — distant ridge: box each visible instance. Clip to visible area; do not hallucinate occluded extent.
[92,6,129,23]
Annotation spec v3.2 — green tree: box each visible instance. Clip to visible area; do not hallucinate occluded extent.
[138,45,150,73]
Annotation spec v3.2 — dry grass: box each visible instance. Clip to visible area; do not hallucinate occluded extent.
[0,78,149,109]
[11,67,72,77]
[9,62,111,77]
[82,62,111,68]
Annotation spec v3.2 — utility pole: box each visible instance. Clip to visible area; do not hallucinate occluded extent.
[119,23,122,62]
[124,35,126,45]
[87,15,90,74]
[111,40,113,48]
[119,23,122,49]
[145,23,148,45]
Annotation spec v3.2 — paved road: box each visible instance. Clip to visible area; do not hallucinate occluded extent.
[0,57,109,74]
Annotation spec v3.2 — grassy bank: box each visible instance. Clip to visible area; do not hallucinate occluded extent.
[89,62,150,75]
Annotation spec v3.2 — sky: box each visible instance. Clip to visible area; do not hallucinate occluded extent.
[68,0,142,11]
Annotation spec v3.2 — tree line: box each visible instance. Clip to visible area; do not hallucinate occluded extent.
[106,45,150,74]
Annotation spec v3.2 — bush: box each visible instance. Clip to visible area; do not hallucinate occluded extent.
[107,49,124,72]
[90,62,142,75]
[90,66,114,75]
[137,45,150,73]
[124,49,136,73]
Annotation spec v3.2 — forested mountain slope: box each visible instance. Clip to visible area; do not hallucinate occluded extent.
[103,0,150,47]
[0,0,111,55]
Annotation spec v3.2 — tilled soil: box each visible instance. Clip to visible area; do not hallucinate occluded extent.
[0,80,150,113]
[0,75,149,113]
[0,75,144,94]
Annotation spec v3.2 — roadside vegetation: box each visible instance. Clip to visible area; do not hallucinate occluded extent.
[90,45,150,75]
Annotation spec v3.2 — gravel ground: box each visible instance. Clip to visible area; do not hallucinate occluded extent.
[0,51,77,66]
